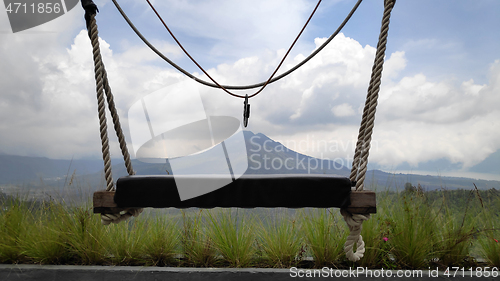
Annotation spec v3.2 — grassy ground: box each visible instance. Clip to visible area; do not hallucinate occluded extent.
[0,187,498,269]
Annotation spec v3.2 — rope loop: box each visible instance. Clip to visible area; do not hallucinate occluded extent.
[341,209,370,262]
[101,208,143,225]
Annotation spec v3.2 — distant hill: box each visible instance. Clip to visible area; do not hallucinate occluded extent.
[0,154,104,185]
[362,169,499,191]
[469,149,500,174]
[0,131,498,195]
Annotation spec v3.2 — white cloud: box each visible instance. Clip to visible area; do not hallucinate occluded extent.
[0,0,499,180]
[383,51,407,80]
[0,27,184,159]
[234,33,378,127]
[461,79,485,96]
[194,33,500,172]
[116,41,183,65]
[128,0,315,64]
[331,103,355,117]
[373,60,500,169]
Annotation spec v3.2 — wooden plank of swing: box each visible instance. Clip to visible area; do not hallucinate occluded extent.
[346,190,377,214]
[93,191,127,214]
[93,190,376,214]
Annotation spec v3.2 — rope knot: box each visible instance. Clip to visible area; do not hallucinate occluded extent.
[101,208,143,225]
[341,209,371,262]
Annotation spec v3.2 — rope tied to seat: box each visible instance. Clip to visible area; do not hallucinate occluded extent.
[341,209,371,262]
[83,0,141,224]
[350,0,396,192]
[101,208,143,225]
[342,0,396,262]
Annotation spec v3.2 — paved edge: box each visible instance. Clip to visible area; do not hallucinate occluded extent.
[0,264,497,281]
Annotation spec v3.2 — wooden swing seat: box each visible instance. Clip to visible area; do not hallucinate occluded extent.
[93,174,376,214]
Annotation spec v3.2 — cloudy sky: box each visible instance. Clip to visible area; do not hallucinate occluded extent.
[1,0,499,180]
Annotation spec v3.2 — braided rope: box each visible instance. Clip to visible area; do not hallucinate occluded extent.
[87,12,142,224]
[343,0,396,262]
[101,64,135,176]
[101,208,143,225]
[350,0,396,191]
[88,14,114,192]
[341,209,371,262]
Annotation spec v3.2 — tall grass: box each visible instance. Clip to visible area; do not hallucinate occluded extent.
[138,215,179,266]
[300,209,347,267]
[256,209,304,267]
[435,190,477,267]
[0,199,31,263]
[207,209,256,267]
[388,192,444,268]
[61,207,107,264]
[180,210,216,267]
[19,202,72,264]
[478,195,500,267]
[0,185,498,268]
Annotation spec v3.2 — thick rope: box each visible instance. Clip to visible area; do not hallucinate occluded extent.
[101,208,143,225]
[342,0,396,262]
[101,63,135,176]
[341,209,370,262]
[84,4,142,224]
[85,3,134,179]
[88,14,114,192]
[350,0,396,191]
[111,0,363,93]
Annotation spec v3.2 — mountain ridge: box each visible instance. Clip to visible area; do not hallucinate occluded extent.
[0,131,498,192]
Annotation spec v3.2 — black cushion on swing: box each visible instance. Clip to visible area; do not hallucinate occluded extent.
[114,174,352,208]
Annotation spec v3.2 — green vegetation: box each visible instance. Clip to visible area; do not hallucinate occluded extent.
[300,209,347,267]
[0,187,499,269]
[256,209,304,267]
[180,210,216,267]
[207,209,256,267]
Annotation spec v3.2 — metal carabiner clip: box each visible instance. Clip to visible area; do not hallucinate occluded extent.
[243,94,250,127]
